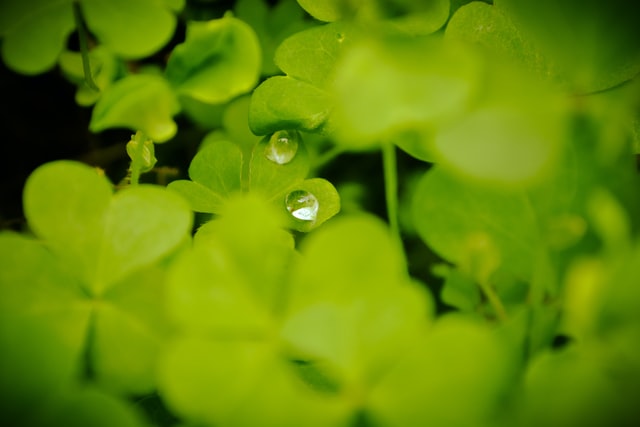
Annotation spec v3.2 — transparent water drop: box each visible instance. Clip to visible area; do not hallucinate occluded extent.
[285,190,319,221]
[265,130,300,165]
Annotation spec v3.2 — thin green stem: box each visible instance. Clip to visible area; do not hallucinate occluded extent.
[72,1,99,92]
[382,143,400,240]
[478,280,508,322]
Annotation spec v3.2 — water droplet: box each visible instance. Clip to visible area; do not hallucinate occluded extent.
[285,190,319,221]
[265,130,300,165]
[336,33,345,43]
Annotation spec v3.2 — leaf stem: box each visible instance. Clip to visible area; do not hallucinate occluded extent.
[72,1,100,92]
[478,279,508,322]
[382,143,400,240]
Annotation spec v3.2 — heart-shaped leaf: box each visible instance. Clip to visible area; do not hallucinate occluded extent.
[24,160,192,294]
[165,14,261,104]
[90,74,181,142]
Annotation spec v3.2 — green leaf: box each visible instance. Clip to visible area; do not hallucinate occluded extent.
[23,161,112,286]
[165,14,261,104]
[432,106,563,185]
[280,178,341,232]
[58,47,124,106]
[281,215,434,386]
[91,266,170,394]
[169,131,339,232]
[249,22,356,136]
[24,161,193,294]
[331,34,481,151]
[368,314,516,427]
[445,2,552,82]
[295,0,344,22]
[90,74,180,142]
[221,95,262,152]
[235,0,316,76]
[82,0,181,59]
[496,0,640,93]
[296,0,449,33]
[157,337,348,427]
[34,387,146,427]
[439,266,482,312]
[0,0,74,74]
[250,130,310,199]
[0,310,82,422]
[167,139,243,214]
[411,166,541,280]
[249,76,334,135]
[0,0,182,75]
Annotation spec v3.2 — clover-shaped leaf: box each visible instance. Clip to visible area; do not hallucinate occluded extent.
[89,74,180,142]
[12,160,192,393]
[249,22,357,136]
[0,0,182,75]
[169,132,340,232]
[158,195,350,426]
[165,14,261,104]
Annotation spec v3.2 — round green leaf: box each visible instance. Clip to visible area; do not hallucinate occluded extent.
[96,185,193,291]
[250,131,310,199]
[23,161,112,285]
[167,139,243,214]
[249,22,355,136]
[411,167,541,280]
[332,35,480,150]
[295,0,344,22]
[83,0,180,59]
[368,314,516,427]
[280,178,341,232]
[165,15,261,104]
[0,0,74,74]
[90,74,180,142]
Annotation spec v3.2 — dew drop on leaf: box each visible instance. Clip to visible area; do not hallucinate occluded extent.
[285,190,319,221]
[265,130,300,165]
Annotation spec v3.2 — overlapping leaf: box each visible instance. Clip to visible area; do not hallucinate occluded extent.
[235,0,317,76]
[165,14,261,104]
[168,132,340,232]
[90,74,181,142]
[0,0,182,75]
[448,0,640,94]
[12,160,193,394]
[249,22,356,136]
[158,195,350,427]
[296,0,450,36]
